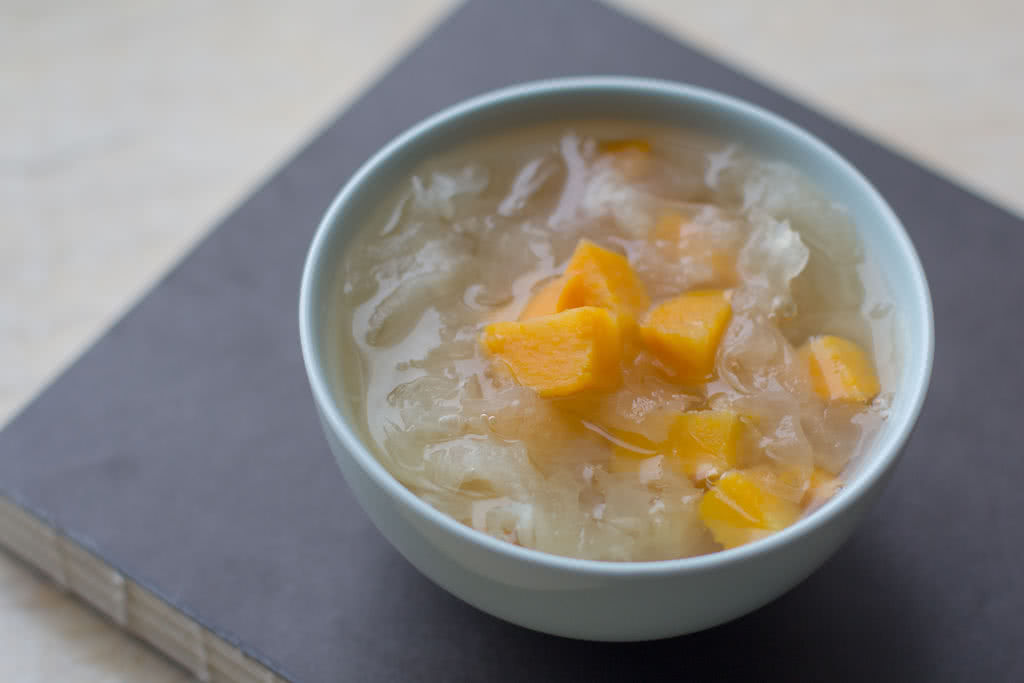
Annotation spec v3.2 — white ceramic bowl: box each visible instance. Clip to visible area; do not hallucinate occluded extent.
[299,77,934,640]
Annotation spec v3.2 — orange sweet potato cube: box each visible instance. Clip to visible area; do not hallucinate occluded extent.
[799,335,880,402]
[639,290,731,384]
[667,410,742,482]
[801,466,843,510]
[698,471,803,549]
[481,306,623,397]
[598,138,653,179]
[599,139,652,155]
[609,410,741,485]
[557,239,650,323]
[519,275,579,320]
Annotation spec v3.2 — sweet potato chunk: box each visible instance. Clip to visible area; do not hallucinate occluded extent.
[639,290,731,383]
[610,410,741,484]
[801,466,843,510]
[800,335,880,402]
[668,411,742,482]
[599,139,652,155]
[599,138,652,178]
[481,306,622,397]
[519,274,580,320]
[557,240,650,323]
[698,471,803,549]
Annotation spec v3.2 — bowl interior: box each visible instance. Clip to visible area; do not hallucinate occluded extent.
[299,77,933,572]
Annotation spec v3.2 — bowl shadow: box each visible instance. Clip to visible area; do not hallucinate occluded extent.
[371,529,930,682]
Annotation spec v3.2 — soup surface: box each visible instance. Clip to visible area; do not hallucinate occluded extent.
[330,122,895,561]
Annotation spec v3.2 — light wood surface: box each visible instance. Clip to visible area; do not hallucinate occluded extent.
[2,1,1020,679]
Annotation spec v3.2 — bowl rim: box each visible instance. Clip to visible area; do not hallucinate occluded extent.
[299,76,934,577]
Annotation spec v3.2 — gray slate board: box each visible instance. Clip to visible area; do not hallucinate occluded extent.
[2,0,1022,680]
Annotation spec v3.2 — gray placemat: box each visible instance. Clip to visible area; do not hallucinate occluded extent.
[2,0,1021,680]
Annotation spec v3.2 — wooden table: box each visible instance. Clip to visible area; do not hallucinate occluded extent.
[2,1,1020,678]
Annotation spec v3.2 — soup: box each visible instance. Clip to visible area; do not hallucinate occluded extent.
[328,122,895,561]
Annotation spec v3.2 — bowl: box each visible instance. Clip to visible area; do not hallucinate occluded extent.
[298,77,933,640]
